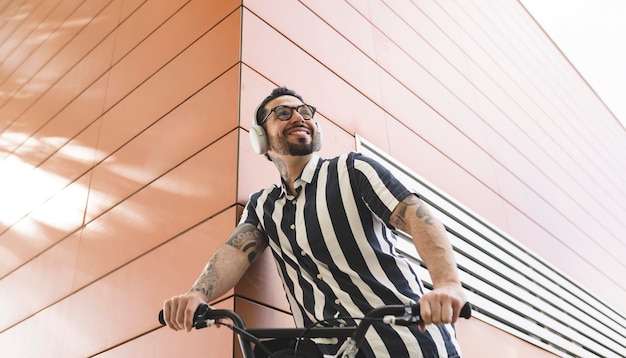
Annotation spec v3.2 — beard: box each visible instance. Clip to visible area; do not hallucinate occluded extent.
[268,129,321,156]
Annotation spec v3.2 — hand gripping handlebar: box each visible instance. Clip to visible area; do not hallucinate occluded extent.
[158,301,472,358]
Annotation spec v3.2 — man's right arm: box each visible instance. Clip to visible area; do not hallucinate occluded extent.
[162,223,267,331]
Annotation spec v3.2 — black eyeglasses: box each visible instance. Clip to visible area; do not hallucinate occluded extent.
[261,104,316,124]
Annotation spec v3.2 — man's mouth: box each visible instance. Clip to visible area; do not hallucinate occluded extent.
[286,126,311,136]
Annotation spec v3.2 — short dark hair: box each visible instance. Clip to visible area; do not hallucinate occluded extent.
[255,86,304,125]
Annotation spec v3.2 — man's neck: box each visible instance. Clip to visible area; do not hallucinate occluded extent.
[270,154,312,196]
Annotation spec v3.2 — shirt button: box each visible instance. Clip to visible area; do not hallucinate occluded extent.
[289,224,295,230]
[335,299,341,305]
[316,274,323,280]
[301,250,306,256]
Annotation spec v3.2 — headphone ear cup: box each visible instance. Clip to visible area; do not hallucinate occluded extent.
[314,122,322,151]
[249,124,268,154]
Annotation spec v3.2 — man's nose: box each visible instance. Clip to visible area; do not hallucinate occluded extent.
[289,110,306,123]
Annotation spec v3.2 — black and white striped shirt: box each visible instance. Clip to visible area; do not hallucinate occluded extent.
[240,153,461,357]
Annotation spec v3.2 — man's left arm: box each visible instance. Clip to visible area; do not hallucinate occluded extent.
[389,194,467,330]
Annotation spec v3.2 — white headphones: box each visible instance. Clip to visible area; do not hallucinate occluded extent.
[249,103,269,154]
[249,103,322,155]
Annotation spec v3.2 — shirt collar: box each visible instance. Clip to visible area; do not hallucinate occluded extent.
[299,155,320,184]
[279,155,320,198]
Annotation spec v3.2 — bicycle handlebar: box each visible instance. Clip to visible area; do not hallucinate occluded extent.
[158,305,246,329]
[368,300,472,321]
[158,301,472,357]
[346,301,471,352]
[157,301,472,329]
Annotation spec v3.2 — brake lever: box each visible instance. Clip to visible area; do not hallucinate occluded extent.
[193,304,211,329]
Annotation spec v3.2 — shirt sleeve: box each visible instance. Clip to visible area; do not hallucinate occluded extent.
[238,192,269,241]
[239,199,257,226]
[349,152,416,226]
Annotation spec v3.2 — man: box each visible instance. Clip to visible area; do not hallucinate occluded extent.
[162,87,467,357]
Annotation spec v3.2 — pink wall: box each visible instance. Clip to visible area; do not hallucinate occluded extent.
[0,0,623,356]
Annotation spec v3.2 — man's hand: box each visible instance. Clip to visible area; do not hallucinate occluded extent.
[162,291,208,332]
[161,225,265,332]
[417,284,467,332]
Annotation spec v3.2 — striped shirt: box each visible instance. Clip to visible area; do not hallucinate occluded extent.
[240,153,461,357]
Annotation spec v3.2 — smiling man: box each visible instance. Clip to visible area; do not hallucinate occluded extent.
[162,87,467,357]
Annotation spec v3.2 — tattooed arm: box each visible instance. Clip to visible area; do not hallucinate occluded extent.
[162,223,267,331]
[389,194,467,330]
[189,223,267,300]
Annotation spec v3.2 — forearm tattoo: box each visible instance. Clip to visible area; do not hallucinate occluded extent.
[391,195,434,228]
[226,224,265,263]
[190,254,219,300]
[189,225,264,300]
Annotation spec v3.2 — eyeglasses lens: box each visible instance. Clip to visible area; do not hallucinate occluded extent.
[298,106,313,119]
[274,105,313,121]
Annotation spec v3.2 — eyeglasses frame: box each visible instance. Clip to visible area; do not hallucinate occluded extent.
[260,104,316,125]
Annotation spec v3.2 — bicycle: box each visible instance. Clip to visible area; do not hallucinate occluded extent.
[158,301,472,357]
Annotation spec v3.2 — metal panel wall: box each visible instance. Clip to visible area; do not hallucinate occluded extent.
[1,0,624,357]
[240,0,626,312]
[0,1,243,356]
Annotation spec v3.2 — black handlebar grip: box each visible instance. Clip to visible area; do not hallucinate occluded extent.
[408,301,472,319]
[459,301,472,319]
[158,309,166,325]
[158,304,211,327]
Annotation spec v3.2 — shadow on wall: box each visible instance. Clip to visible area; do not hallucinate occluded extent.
[0,131,102,266]
[0,59,241,278]
[0,117,240,329]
